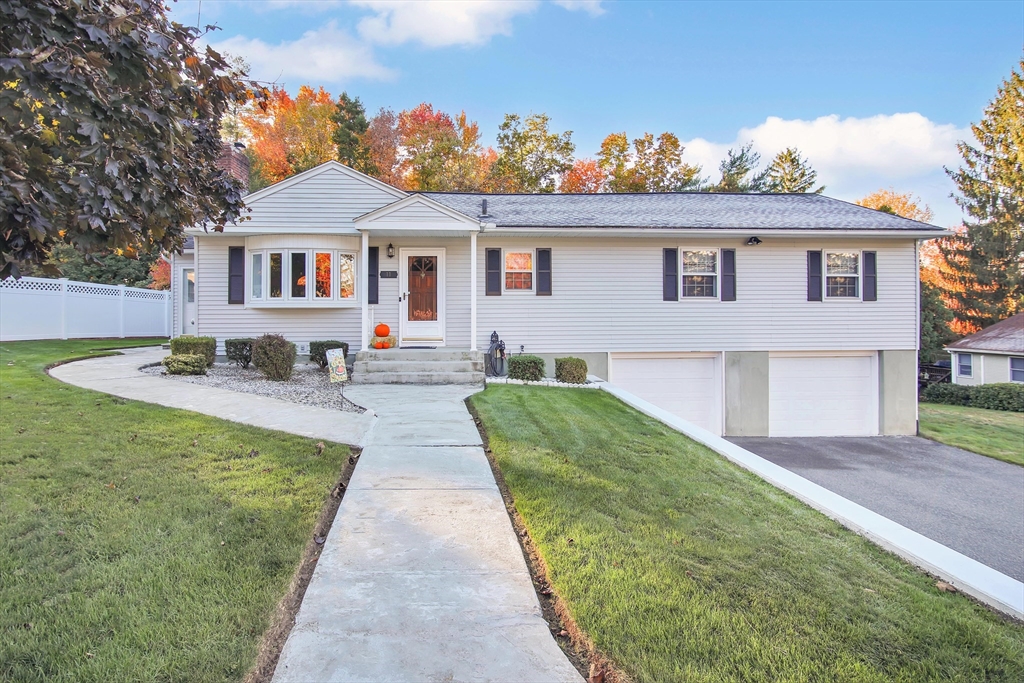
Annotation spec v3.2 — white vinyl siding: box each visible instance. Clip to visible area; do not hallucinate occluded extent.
[475,237,919,353]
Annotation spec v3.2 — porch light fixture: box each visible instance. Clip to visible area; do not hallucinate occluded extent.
[746,236,762,246]
[387,243,395,258]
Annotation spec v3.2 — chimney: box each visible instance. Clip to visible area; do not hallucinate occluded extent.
[217,142,250,194]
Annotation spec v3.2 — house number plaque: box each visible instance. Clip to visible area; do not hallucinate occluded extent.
[379,271,398,278]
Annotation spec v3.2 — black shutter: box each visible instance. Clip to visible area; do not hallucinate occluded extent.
[863,251,877,301]
[368,247,379,305]
[721,249,736,301]
[228,246,244,304]
[536,248,552,296]
[807,250,822,301]
[486,248,501,295]
[663,248,678,301]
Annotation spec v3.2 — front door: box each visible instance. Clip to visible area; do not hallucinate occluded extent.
[398,248,445,346]
[182,268,196,335]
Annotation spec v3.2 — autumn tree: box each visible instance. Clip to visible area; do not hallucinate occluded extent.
[934,60,1024,332]
[763,148,824,193]
[148,258,171,290]
[332,92,370,172]
[857,188,934,222]
[397,104,491,191]
[709,143,768,193]
[560,159,605,193]
[242,86,337,186]
[0,0,264,277]
[362,108,405,188]
[598,132,702,193]
[489,113,575,193]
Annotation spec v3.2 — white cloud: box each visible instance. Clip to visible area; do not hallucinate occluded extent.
[352,0,541,47]
[553,0,605,16]
[681,113,971,226]
[208,21,395,84]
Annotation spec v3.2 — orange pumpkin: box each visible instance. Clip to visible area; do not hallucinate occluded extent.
[382,341,390,349]
[374,341,384,349]
[374,323,390,337]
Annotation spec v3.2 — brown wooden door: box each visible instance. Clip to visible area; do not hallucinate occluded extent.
[407,256,437,322]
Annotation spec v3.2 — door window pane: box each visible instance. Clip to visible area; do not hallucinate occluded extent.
[291,252,307,298]
[338,253,355,299]
[504,251,532,290]
[269,253,282,298]
[315,252,331,298]
[408,256,437,320]
[251,253,263,299]
[185,270,195,303]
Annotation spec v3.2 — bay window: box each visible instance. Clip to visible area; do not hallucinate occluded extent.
[290,252,307,298]
[251,253,263,300]
[338,253,355,298]
[249,249,357,305]
[269,252,283,298]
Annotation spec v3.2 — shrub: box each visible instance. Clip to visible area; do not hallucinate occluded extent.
[555,357,588,384]
[921,383,972,406]
[170,336,216,367]
[252,334,296,381]
[971,383,1024,412]
[224,338,254,369]
[309,340,349,369]
[161,354,207,376]
[508,354,545,382]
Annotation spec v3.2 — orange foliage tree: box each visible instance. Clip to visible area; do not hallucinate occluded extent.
[147,259,170,290]
[856,188,934,223]
[397,103,493,191]
[242,86,338,185]
[560,159,605,193]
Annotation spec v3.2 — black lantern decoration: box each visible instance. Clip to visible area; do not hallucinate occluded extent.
[486,331,507,377]
[387,243,395,258]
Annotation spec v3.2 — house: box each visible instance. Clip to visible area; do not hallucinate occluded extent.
[172,160,947,438]
[945,312,1024,386]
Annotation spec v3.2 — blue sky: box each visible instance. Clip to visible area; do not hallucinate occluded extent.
[172,0,1023,226]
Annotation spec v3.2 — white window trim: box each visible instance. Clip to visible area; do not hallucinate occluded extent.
[1009,356,1024,383]
[246,248,359,308]
[679,247,720,300]
[502,248,535,293]
[824,250,862,300]
[957,352,973,378]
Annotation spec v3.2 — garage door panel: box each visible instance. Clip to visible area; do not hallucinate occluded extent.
[769,355,877,437]
[612,356,721,435]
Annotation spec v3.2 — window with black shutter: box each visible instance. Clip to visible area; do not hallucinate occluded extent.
[721,249,736,301]
[228,246,245,304]
[368,247,379,304]
[863,251,877,301]
[485,248,501,295]
[807,250,822,301]
[663,248,678,301]
[536,248,552,296]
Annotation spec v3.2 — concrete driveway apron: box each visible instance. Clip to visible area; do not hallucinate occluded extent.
[272,384,583,683]
[729,436,1024,581]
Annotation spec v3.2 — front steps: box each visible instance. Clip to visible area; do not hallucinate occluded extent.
[352,348,485,385]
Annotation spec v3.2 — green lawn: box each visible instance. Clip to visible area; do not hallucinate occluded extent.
[470,385,1024,683]
[1,340,348,682]
[919,402,1024,466]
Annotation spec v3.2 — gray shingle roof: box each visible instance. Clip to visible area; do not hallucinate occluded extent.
[424,192,944,231]
[947,312,1024,354]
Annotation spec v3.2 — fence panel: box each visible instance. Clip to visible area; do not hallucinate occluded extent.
[0,277,170,341]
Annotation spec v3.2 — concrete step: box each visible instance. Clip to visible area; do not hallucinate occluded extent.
[355,349,483,363]
[350,371,485,385]
[354,360,484,374]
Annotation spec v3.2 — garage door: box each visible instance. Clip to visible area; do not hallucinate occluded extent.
[610,354,721,434]
[769,354,878,437]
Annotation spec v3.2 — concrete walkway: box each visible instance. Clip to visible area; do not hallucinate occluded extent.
[51,349,581,682]
[273,384,582,682]
[49,347,376,447]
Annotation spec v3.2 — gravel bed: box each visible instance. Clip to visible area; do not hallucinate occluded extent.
[141,362,365,413]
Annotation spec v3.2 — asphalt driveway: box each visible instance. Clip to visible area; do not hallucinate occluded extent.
[728,436,1024,581]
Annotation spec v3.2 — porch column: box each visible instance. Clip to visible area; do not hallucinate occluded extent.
[470,230,478,351]
[360,229,369,351]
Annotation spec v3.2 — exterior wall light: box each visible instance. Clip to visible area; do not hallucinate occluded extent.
[746,236,762,246]
[387,243,395,258]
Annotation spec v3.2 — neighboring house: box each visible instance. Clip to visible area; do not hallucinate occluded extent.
[172,160,947,438]
[945,312,1024,386]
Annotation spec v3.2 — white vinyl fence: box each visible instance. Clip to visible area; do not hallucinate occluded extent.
[0,277,170,341]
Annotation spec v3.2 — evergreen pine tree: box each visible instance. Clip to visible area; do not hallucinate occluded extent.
[332,92,371,172]
[710,143,768,192]
[937,60,1024,332]
[763,147,824,193]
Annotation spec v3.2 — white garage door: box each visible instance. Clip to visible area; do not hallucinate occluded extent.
[610,354,721,434]
[769,354,878,437]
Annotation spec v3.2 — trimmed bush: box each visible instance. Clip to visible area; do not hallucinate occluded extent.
[161,354,208,376]
[921,382,972,406]
[224,338,255,369]
[555,357,588,384]
[309,340,349,369]
[170,336,216,367]
[971,383,1024,412]
[508,354,545,382]
[252,334,296,381]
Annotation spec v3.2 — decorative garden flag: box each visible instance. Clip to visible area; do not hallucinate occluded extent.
[325,348,348,383]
